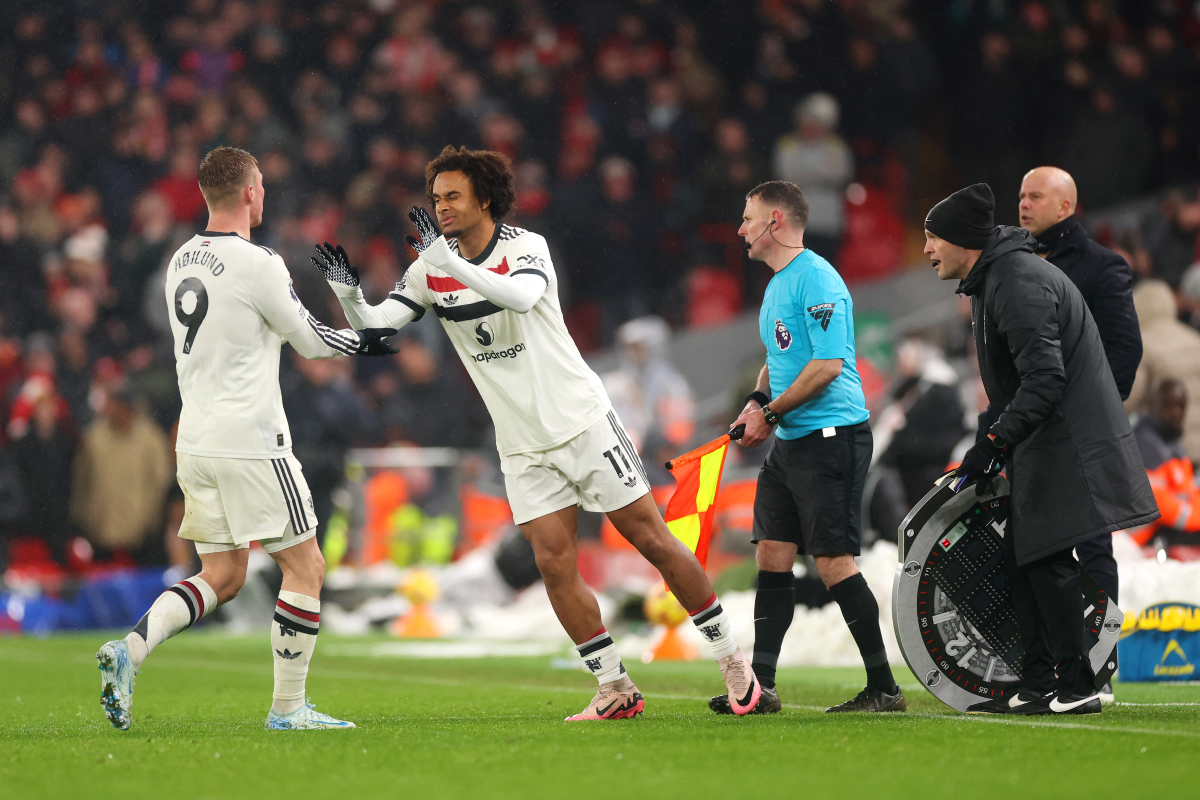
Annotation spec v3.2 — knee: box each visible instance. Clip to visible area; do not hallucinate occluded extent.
[532,541,575,583]
[756,542,796,572]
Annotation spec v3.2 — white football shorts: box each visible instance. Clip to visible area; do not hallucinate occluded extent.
[176,452,317,554]
[501,410,651,525]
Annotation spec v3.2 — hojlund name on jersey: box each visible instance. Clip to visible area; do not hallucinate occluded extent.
[472,343,526,363]
[173,248,225,276]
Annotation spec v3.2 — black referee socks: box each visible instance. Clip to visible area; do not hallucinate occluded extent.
[829,572,897,693]
[751,570,796,691]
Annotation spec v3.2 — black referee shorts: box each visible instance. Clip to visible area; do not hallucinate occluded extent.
[751,421,872,556]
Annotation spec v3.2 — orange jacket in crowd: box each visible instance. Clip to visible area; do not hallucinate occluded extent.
[1132,418,1200,546]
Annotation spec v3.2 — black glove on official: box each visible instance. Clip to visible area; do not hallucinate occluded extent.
[955,435,1008,495]
[404,206,441,254]
[311,242,360,287]
[355,328,399,356]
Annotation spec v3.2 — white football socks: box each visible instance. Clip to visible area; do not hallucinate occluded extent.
[690,594,739,660]
[271,591,320,714]
[126,577,218,669]
[576,628,627,686]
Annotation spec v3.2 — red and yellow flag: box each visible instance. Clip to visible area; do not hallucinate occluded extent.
[664,434,733,569]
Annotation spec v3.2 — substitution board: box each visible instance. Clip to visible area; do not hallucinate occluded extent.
[892,474,1123,712]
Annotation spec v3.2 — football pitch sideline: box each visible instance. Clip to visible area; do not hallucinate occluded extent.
[3,634,1198,800]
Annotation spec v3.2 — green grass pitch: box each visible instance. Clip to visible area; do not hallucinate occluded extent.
[3,633,1198,799]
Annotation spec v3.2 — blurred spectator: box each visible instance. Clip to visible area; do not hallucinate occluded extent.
[69,387,172,564]
[1130,379,1200,548]
[772,93,853,262]
[952,32,1030,224]
[585,156,658,338]
[0,99,48,189]
[373,338,485,449]
[7,333,74,441]
[13,392,76,564]
[1126,280,1200,460]
[0,206,48,334]
[1143,186,1200,288]
[0,0,1198,578]
[282,353,372,546]
[697,119,768,225]
[600,316,694,453]
[151,148,207,224]
[1179,262,1200,330]
[110,192,174,322]
[1063,86,1153,213]
[872,338,966,505]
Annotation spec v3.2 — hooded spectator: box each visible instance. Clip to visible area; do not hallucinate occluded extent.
[69,386,172,563]
[600,316,694,453]
[772,93,853,263]
[1125,280,1200,460]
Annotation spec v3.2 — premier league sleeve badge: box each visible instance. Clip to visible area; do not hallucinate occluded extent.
[891,474,1122,712]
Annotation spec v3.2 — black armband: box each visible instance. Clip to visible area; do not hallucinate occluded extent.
[745,391,770,408]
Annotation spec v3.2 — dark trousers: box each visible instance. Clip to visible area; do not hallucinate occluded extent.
[1002,527,1096,695]
[1075,532,1118,603]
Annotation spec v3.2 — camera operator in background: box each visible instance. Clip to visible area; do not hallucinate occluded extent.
[925,183,1158,716]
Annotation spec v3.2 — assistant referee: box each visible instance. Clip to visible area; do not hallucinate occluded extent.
[710,181,904,715]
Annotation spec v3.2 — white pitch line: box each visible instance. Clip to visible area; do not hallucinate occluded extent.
[1113,702,1200,707]
[910,712,1200,738]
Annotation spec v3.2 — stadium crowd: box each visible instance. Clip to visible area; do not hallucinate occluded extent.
[1,0,1200,569]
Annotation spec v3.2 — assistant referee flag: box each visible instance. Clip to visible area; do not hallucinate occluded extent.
[664,433,734,569]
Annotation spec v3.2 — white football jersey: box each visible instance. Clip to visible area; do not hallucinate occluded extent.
[166,231,360,459]
[342,224,611,456]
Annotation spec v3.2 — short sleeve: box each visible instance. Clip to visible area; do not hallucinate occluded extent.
[800,272,852,360]
[509,233,554,285]
[388,258,433,318]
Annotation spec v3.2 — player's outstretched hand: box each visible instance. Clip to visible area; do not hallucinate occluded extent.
[405,206,441,254]
[311,242,360,287]
[355,328,399,357]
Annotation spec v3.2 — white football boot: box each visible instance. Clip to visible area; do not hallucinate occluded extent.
[96,640,136,731]
[265,699,356,730]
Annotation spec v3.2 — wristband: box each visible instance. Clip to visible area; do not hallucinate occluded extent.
[745,391,770,409]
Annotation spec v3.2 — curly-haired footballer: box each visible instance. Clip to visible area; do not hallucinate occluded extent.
[313,145,761,720]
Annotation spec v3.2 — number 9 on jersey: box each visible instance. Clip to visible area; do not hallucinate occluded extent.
[175,277,209,355]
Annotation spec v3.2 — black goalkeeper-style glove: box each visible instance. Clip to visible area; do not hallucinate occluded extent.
[954,435,1008,495]
[311,242,360,287]
[355,328,399,356]
[404,206,441,254]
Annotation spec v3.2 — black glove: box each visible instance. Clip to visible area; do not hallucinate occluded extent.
[355,328,399,356]
[954,435,1008,495]
[311,242,360,287]
[404,206,441,254]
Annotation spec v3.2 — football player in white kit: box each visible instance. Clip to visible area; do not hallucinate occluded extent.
[312,146,760,719]
[96,147,397,731]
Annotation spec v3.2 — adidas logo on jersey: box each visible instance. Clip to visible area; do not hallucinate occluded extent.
[444,294,459,305]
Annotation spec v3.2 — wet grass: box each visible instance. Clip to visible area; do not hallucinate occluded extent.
[3,632,1198,799]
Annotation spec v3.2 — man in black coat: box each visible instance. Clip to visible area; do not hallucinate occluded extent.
[924,184,1158,715]
[1017,166,1141,621]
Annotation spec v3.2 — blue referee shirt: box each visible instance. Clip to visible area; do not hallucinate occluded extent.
[757,249,869,439]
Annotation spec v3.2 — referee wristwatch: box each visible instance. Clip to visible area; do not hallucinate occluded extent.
[762,404,781,425]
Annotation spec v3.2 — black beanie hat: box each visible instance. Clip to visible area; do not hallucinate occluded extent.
[924,183,995,250]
